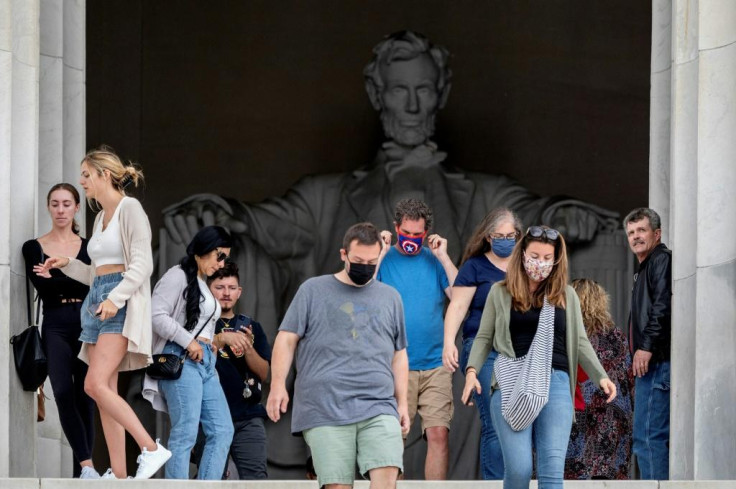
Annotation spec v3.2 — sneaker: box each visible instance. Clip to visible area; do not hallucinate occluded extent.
[80,466,100,479]
[100,469,118,479]
[134,439,172,479]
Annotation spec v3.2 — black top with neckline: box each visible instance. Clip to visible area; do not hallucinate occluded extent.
[509,305,569,372]
[22,238,91,309]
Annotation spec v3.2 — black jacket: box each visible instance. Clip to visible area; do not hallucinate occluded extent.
[629,243,672,362]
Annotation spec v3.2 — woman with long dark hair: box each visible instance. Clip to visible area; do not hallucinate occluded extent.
[144,225,235,479]
[23,183,97,478]
[442,207,522,479]
[461,226,617,489]
[35,147,171,479]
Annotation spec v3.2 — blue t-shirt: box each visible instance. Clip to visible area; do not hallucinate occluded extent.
[377,247,449,370]
[454,255,506,339]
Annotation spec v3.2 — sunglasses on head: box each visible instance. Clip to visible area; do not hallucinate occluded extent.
[215,250,228,262]
[526,226,560,241]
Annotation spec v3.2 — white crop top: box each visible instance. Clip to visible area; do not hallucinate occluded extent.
[87,198,126,266]
[196,278,219,341]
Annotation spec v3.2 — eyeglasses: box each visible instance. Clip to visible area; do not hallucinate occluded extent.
[526,226,560,241]
[489,232,518,241]
[215,250,228,262]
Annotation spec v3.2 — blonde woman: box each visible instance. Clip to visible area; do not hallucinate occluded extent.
[565,279,633,480]
[461,226,616,489]
[36,147,171,479]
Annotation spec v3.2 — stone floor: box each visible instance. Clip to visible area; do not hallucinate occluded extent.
[3,479,736,488]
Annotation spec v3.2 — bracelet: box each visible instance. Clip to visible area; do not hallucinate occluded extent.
[466,367,477,375]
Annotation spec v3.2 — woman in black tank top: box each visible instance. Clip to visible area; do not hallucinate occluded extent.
[22,183,97,479]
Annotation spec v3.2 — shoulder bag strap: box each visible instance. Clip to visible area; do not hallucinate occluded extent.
[26,273,33,326]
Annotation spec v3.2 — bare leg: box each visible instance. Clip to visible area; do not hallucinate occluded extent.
[97,369,127,476]
[85,334,157,474]
[424,426,449,480]
[368,466,399,489]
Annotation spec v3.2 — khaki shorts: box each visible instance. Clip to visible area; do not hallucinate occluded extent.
[407,366,454,434]
[303,414,403,488]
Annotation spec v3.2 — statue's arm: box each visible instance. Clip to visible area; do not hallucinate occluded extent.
[162,174,341,259]
[470,173,619,243]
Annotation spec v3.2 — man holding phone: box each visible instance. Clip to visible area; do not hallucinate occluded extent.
[205,261,271,479]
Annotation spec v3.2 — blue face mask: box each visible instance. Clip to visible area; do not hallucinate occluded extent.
[491,238,515,258]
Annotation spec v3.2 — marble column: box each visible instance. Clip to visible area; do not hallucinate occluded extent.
[0,0,86,478]
[651,0,736,480]
[0,0,41,478]
[36,0,86,478]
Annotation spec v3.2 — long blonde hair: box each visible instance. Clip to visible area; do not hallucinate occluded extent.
[572,278,615,337]
[82,146,144,207]
[501,226,569,311]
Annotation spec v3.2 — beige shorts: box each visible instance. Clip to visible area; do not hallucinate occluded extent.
[407,366,453,434]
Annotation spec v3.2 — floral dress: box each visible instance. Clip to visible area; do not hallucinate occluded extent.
[565,327,634,479]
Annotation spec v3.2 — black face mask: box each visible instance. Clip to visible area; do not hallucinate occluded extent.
[346,261,376,286]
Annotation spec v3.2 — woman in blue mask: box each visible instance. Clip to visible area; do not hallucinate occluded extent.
[442,207,522,479]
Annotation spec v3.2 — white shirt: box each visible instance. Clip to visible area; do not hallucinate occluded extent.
[195,277,219,341]
[87,197,126,266]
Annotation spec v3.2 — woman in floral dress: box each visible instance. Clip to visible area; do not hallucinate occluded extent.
[565,279,634,480]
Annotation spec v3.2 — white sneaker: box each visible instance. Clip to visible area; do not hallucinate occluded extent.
[80,466,100,479]
[100,468,118,479]
[134,439,172,479]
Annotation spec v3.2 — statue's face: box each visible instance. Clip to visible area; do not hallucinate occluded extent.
[379,53,440,147]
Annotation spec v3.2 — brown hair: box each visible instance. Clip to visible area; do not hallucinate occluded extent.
[207,260,240,285]
[461,207,523,264]
[82,145,144,206]
[342,222,381,252]
[393,198,433,231]
[47,183,81,234]
[501,225,569,311]
[572,279,615,337]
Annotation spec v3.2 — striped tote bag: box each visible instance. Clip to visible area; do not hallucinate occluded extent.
[493,296,555,431]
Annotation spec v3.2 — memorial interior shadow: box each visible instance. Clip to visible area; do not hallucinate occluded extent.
[86,0,651,480]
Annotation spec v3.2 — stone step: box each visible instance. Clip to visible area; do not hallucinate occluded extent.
[2,479,735,489]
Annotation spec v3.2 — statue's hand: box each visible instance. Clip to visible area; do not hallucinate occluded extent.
[549,205,599,243]
[162,193,246,245]
[543,199,620,243]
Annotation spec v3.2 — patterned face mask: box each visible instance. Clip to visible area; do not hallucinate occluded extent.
[523,253,554,282]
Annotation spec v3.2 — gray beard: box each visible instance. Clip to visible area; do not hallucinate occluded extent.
[380,111,436,147]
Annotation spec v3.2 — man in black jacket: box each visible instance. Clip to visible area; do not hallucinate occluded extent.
[624,208,671,480]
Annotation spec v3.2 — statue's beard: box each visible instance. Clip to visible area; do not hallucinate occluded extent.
[380,111,436,148]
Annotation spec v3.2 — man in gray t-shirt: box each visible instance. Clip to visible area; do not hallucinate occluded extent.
[267,223,409,489]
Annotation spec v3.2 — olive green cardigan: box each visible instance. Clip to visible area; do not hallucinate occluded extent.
[467,283,609,400]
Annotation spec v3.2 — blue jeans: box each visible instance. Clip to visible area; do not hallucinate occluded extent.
[460,337,503,480]
[633,360,670,480]
[159,341,234,479]
[491,369,573,489]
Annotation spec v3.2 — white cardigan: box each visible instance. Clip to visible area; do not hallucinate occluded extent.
[62,197,154,371]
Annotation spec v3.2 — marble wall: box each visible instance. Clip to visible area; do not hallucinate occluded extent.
[0,0,85,478]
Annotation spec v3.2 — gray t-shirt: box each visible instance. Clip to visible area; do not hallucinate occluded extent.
[280,274,407,434]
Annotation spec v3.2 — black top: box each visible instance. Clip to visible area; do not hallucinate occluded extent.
[509,305,568,373]
[22,238,91,310]
[214,314,272,421]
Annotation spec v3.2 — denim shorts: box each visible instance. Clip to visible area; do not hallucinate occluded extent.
[80,272,127,343]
